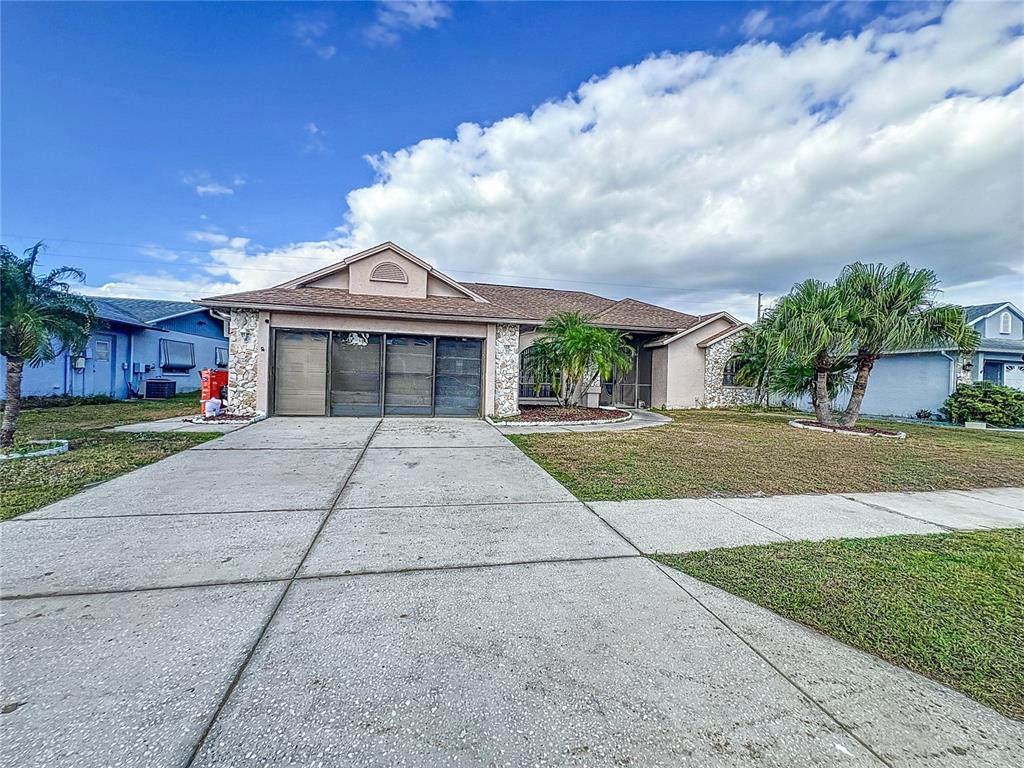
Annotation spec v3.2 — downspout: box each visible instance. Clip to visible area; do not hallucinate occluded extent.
[939,351,956,397]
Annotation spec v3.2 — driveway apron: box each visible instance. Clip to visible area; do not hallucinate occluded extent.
[2,417,1021,768]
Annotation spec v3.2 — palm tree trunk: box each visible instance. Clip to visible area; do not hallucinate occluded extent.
[1,357,25,449]
[839,357,875,427]
[812,368,835,426]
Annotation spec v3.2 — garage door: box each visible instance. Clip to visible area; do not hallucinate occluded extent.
[275,329,483,417]
[274,331,328,415]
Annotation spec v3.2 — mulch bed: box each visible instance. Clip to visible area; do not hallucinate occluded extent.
[793,419,903,437]
[511,406,630,423]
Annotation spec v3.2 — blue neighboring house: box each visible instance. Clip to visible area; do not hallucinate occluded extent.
[794,301,1024,418]
[0,298,228,400]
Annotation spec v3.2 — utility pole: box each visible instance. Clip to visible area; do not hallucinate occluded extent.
[756,292,763,320]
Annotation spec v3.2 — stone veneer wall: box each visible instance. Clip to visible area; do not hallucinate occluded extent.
[227,308,260,415]
[955,354,975,387]
[703,332,757,408]
[493,323,521,417]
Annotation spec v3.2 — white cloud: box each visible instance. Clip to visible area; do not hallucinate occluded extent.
[741,9,774,37]
[182,171,243,198]
[107,2,1023,318]
[195,183,234,197]
[304,122,328,153]
[188,231,231,245]
[365,1,452,46]
[138,246,180,263]
[291,16,336,60]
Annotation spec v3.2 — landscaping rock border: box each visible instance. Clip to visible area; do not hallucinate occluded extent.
[487,410,632,428]
[0,439,70,462]
[789,419,906,439]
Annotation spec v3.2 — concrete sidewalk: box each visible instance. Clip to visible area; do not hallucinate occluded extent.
[3,418,1022,767]
[590,488,1024,553]
[108,415,247,434]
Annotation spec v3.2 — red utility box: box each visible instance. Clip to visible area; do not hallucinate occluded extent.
[200,369,229,415]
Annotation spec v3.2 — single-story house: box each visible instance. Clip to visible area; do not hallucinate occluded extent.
[793,301,1024,418]
[0,298,229,401]
[197,242,755,418]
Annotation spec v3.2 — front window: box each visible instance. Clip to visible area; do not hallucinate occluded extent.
[722,356,742,387]
[160,339,195,372]
[519,346,557,398]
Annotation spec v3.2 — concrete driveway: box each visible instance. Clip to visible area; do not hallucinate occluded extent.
[2,418,1022,767]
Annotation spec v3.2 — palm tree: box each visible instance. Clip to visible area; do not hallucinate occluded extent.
[835,262,977,427]
[1,243,96,448]
[755,279,856,425]
[528,312,635,408]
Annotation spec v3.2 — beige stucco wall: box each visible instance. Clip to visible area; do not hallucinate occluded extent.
[651,346,668,408]
[662,317,734,409]
[346,248,429,298]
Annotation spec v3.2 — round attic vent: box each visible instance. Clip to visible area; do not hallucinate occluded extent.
[369,261,408,283]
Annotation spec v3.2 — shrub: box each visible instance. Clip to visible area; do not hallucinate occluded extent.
[916,409,932,420]
[941,382,1024,427]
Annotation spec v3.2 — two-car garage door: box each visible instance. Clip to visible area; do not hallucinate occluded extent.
[273,329,483,417]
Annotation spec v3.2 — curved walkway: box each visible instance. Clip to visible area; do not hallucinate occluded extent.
[494,407,673,434]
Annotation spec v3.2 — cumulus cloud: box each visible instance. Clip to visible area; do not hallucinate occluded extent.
[365,1,452,45]
[110,2,1022,318]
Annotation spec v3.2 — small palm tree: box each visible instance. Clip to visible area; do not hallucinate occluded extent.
[756,279,856,425]
[836,262,977,427]
[1,243,96,448]
[529,312,634,408]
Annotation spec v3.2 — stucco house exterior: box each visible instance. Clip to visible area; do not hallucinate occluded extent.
[197,242,755,418]
[792,301,1024,418]
[0,298,229,401]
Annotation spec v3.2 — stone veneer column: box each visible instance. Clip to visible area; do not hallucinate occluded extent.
[493,323,521,417]
[227,308,260,416]
[703,332,757,408]
[955,354,975,387]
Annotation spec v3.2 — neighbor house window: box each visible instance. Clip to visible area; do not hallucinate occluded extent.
[369,261,408,283]
[215,347,229,368]
[160,339,195,372]
[94,340,111,362]
[722,357,742,387]
[1000,311,1012,334]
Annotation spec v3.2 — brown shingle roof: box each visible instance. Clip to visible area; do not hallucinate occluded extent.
[199,281,701,332]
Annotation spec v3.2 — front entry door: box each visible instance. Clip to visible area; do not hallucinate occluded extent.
[274,330,328,415]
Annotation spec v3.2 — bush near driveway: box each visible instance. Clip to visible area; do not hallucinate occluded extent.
[508,409,1024,500]
[0,394,216,520]
[655,529,1024,720]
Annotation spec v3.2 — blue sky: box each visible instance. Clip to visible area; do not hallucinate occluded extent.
[2,2,1021,316]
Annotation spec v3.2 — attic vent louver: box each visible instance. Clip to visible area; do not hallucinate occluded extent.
[370,262,408,284]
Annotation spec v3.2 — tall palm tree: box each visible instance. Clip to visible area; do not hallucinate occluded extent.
[1,243,96,448]
[529,312,635,407]
[835,262,977,427]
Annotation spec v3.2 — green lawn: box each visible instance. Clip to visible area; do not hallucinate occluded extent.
[655,529,1024,720]
[508,409,1024,500]
[0,394,217,520]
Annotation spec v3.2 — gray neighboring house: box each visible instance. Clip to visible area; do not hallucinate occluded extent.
[795,301,1024,418]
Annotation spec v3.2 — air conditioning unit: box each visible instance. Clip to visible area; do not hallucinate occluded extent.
[145,379,177,399]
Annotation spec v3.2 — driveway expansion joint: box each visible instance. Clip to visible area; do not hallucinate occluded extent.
[183,417,385,768]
